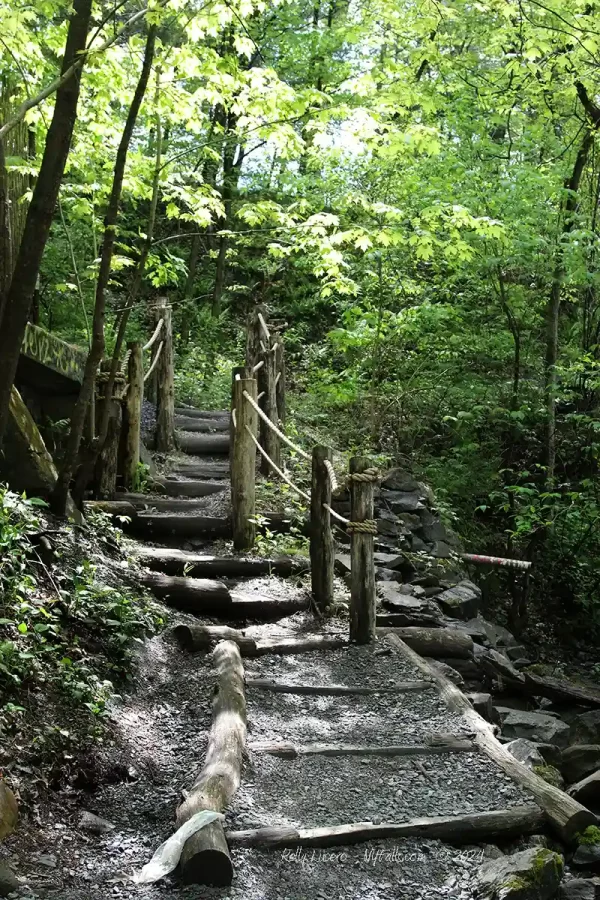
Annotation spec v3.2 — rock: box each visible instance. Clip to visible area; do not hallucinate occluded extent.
[397,513,422,530]
[482,648,526,684]
[535,743,562,769]
[498,710,571,748]
[376,568,402,581]
[376,510,401,536]
[475,847,563,899]
[0,862,19,897]
[559,879,597,900]
[380,490,424,513]
[479,619,519,652]
[533,765,565,789]
[373,553,406,570]
[377,582,442,620]
[562,746,600,785]
[568,771,600,811]
[418,516,449,543]
[431,660,465,687]
[437,581,481,620]
[79,810,116,835]
[572,714,600,747]
[505,738,545,770]
[381,468,421,492]
[430,540,452,558]
[573,838,600,870]
[0,782,17,841]
[334,553,351,575]
[410,535,429,552]
[467,692,494,721]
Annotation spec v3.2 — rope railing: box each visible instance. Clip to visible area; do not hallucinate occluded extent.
[120,348,132,375]
[143,318,164,352]
[245,425,310,502]
[143,341,163,382]
[242,389,310,462]
[324,459,338,492]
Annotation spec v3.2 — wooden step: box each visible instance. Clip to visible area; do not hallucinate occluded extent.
[134,546,308,578]
[118,493,211,512]
[246,679,432,696]
[174,416,230,433]
[249,737,475,758]
[129,514,232,539]
[152,477,225,497]
[177,433,230,455]
[175,407,229,420]
[170,460,230,480]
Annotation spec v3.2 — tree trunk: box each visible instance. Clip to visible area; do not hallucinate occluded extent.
[51,25,156,513]
[0,0,93,448]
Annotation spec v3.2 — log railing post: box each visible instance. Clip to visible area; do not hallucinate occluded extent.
[274,336,286,426]
[246,304,265,369]
[231,375,258,550]
[123,340,143,490]
[349,456,376,643]
[259,344,281,475]
[155,299,174,452]
[311,445,334,610]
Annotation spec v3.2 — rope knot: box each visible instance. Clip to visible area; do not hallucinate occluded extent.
[346,519,378,535]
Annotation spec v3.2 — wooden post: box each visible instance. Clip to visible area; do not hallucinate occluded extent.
[258,345,280,475]
[349,456,376,643]
[155,299,174,452]
[231,375,258,550]
[246,304,265,369]
[123,341,143,490]
[311,445,334,610]
[95,395,122,499]
[274,336,286,426]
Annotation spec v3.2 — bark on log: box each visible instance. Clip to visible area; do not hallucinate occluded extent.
[141,572,232,612]
[377,627,473,659]
[94,396,122,499]
[229,590,310,619]
[123,341,143,490]
[376,612,443,628]
[249,738,475,758]
[522,671,600,709]
[117,494,210,512]
[173,624,257,655]
[311,446,334,611]
[154,301,175,452]
[134,546,306,578]
[84,500,137,517]
[171,460,230,479]
[227,806,546,849]
[385,632,596,843]
[245,678,432,696]
[349,456,376,643]
[253,636,347,656]
[174,416,230,433]
[176,433,230,455]
[151,477,225,497]
[176,640,246,885]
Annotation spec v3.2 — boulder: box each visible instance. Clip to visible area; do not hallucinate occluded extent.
[498,710,571,748]
[467,692,494,721]
[568,771,600,811]
[334,553,351,576]
[418,514,449,543]
[373,553,406,570]
[475,847,563,899]
[431,660,465,687]
[0,862,19,897]
[79,810,116,835]
[481,648,526,684]
[437,581,481,619]
[559,879,598,899]
[0,782,17,841]
[380,490,424,513]
[397,513,422,530]
[410,535,429,552]
[533,765,565,789]
[573,837,600,871]
[376,510,402,536]
[562,746,600,785]
[505,738,545,770]
[377,582,442,621]
[535,743,563,770]
[381,468,421,492]
[572,712,600,746]
[431,540,452,558]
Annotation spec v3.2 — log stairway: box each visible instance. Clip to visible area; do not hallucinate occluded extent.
[120,404,597,893]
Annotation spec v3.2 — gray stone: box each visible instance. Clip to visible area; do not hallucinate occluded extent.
[480,619,519,651]
[420,518,449,543]
[498,710,571,748]
[437,581,480,619]
[375,567,401,581]
[568,770,600,811]
[573,844,600,870]
[572,712,600,746]
[377,582,442,621]
[410,535,429,552]
[431,660,464,687]
[505,738,545,770]
[467,692,494,721]
[334,553,351,575]
[0,862,19,897]
[535,743,563,769]
[481,648,526,684]
[397,513,422,530]
[79,810,116,834]
[376,510,401,536]
[380,490,424,513]
[381,468,421,492]
[373,552,406,569]
[475,847,563,899]
[431,540,452,558]
[562,746,600,785]
[559,879,597,900]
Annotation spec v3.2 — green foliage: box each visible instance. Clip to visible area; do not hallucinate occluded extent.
[578,826,600,846]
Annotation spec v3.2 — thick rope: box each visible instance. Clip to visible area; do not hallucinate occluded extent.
[245,426,310,502]
[242,390,310,461]
[120,349,131,375]
[348,467,380,483]
[324,459,338,492]
[143,341,163,382]
[232,409,237,430]
[323,503,349,525]
[346,520,378,535]
[143,318,164,352]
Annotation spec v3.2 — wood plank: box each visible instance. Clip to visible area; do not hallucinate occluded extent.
[249,738,475,758]
[245,678,432,696]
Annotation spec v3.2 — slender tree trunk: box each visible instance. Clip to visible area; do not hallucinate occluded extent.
[51,25,157,515]
[211,115,241,317]
[0,0,93,447]
[0,138,12,320]
[180,232,201,343]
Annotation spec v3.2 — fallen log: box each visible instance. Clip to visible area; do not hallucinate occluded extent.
[385,632,596,843]
[176,433,230,455]
[176,640,246,885]
[377,626,473,659]
[151,477,225,497]
[227,806,546,849]
[174,416,230,433]
[141,572,232,613]
[249,737,474,758]
[253,636,347,656]
[175,407,230,420]
[245,678,432,696]
[173,624,257,655]
[229,590,310,620]
[522,671,600,709]
[117,494,211,512]
[376,612,443,628]
[134,546,307,579]
[84,500,138,517]
[129,514,232,539]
